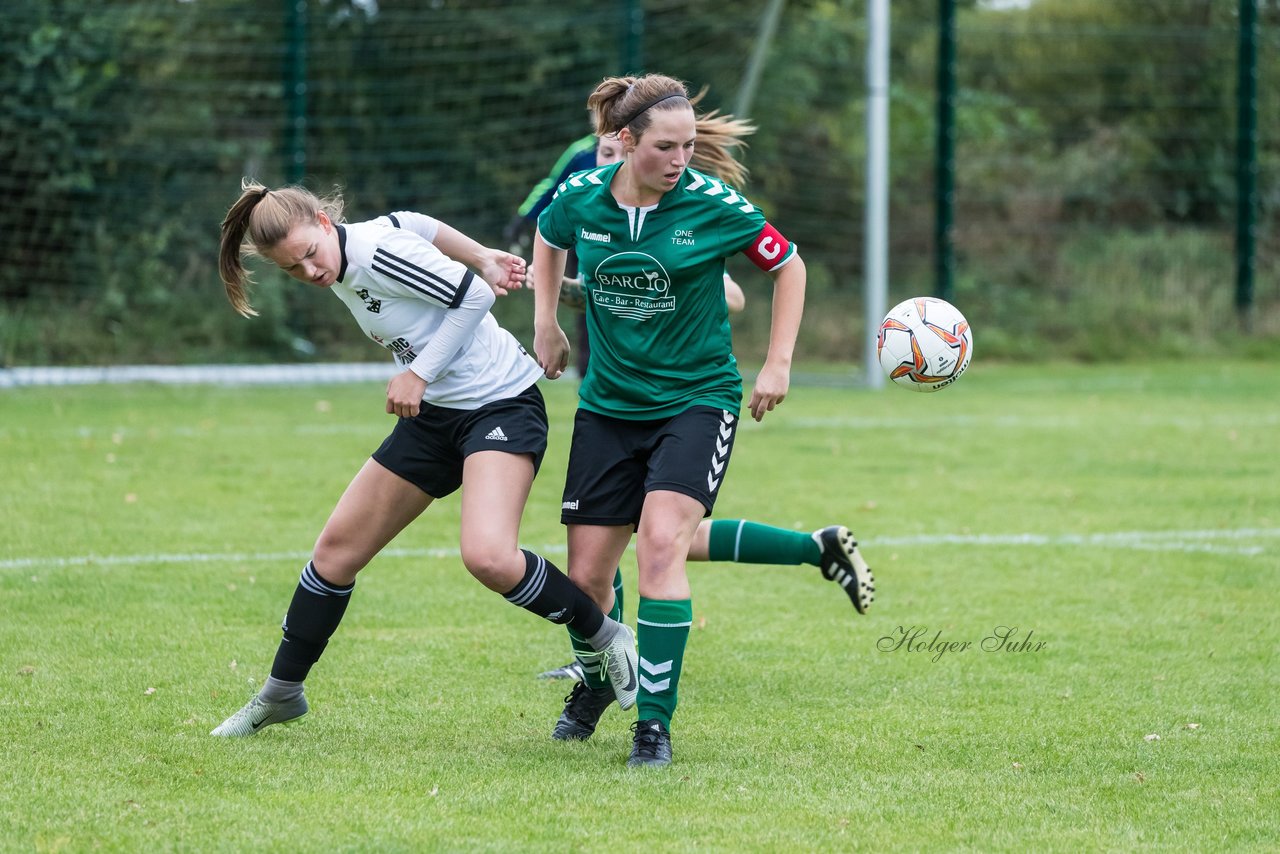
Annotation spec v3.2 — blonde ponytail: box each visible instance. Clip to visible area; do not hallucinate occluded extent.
[217,178,345,317]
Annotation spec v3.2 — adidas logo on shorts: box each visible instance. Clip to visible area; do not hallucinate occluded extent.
[485,426,508,442]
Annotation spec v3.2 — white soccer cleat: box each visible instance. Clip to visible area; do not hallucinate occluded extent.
[210,694,309,737]
[596,623,638,710]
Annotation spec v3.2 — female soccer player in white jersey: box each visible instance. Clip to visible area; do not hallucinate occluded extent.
[533,74,875,768]
[209,180,638,737]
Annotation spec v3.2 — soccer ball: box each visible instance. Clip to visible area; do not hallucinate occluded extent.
[876,297,973,392]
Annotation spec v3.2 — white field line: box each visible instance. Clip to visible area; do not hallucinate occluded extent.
[9,411,1273,443]
[3,528,1277,572]
[0,363,398,388]
[780,413,1280,430]
[872,528,1280,556]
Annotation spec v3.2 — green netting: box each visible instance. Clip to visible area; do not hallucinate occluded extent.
[1,0,1276,367]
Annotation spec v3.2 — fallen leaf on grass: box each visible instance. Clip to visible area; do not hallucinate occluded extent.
[1134,772,1145,784]
[18,665,36,676]
[1185,723,1201,730]
[1012,762,1024,771]
[1143,733,1160,742]
[144,687,156,695]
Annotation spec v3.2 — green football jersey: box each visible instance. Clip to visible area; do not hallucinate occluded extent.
[539,163,797,419]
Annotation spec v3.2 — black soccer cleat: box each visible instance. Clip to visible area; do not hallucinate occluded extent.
[627,718,673,768]
[813,525,876,615]
[536,660,586,681]
[551,681,616,741]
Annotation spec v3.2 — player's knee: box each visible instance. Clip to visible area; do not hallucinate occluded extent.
[566,567,617,610]
[636,538,684,577]
[635,540,692,598]
[311,535,367,585]
[460,543,519,591]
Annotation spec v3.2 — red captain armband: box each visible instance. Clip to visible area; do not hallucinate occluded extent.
[744,222,792,271]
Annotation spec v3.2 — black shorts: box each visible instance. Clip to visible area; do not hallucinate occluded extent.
[560,405,739,526]
[372,383,548,499]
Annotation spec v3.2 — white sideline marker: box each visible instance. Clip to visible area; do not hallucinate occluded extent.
[3,528,1277,571]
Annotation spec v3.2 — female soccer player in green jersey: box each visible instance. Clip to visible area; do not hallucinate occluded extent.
[532,74,875,768]
[531,131,868,683]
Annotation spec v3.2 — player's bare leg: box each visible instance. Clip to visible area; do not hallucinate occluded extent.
[552,524,633,740]
[213,460,430,736]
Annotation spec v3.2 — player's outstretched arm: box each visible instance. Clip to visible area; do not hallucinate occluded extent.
[532,233,571,379]
[749,254,806,422]
[430,222,526,296]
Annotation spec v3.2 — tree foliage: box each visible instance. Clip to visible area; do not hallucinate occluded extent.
[0,0,1276,365]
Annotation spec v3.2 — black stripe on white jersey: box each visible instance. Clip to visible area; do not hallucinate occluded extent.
[386,213,401,228]
[372,248,474,308]
[336,224,350,282]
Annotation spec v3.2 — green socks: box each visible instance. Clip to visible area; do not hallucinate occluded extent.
[567,568,625,691]
[707,520,821,566]
[636,597,693,728]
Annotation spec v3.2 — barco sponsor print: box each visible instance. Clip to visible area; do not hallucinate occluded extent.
[591,252,674,320]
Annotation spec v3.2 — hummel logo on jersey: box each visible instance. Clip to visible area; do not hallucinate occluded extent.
[562,500,579,510]
[485,426,508,442]
[580,228,611,243]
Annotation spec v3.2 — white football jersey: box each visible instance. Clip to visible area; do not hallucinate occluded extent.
[332,211,542,409]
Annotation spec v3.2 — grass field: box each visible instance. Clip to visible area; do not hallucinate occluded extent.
[2,361,1278,852]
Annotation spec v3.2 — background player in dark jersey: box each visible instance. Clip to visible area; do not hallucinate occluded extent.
[533,74,875,768]
[210,180,637,737]
[505,108,599,379]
